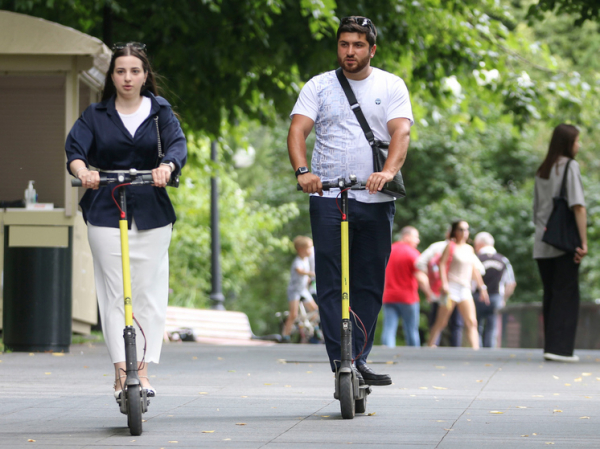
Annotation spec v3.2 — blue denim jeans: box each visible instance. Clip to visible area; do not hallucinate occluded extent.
[381,302,421,347]
[310,196,395,371]
[475,292,503,348]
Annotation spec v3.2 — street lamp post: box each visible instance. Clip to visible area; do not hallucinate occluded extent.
[209,140,225,310]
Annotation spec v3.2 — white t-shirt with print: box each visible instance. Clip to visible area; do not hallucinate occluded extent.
[118,96,152,137]
[291,67,413,203]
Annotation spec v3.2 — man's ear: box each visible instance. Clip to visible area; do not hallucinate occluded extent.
[370,44,377,58]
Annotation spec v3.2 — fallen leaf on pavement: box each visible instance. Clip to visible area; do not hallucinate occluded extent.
[582,373,592,376]
[433,386,447,390]
[236,423,246,426]
[580,416,590,419]
[516,406,527,409]
[419,387,428,389]
[202,431,214,433]
[574,377,582,382]
[552,375,559,380]
[564,383,571,386]
[476,380,483,383]
[368,412,376,416]
[199,392,207,395]
[490,411,504,414]
[532,395,544,397]
[521,435,529,437]
[27,440,35,442]
[553,410,562,413]
[51,353,64,357]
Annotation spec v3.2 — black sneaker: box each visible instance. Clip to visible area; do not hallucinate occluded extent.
[356,363,392,386]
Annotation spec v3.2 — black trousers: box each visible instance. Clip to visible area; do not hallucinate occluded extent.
[536,254,580,356]
[310,196,395,371]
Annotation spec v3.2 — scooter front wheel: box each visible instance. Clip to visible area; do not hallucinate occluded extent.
[127,386,143,436]
[339,373,355,419]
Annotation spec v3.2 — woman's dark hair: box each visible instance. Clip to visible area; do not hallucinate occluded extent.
[536,124,579,179]
[337,16,377,48]
[101,44,161,101]
[449,220,467,240]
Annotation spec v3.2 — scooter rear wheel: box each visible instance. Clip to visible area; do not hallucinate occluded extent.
[127,386,143,436]
[339,373,355,419]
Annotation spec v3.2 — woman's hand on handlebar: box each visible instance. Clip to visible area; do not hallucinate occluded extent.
[78,168,101,190]
[297,172,323,196]
[152,164,171,188]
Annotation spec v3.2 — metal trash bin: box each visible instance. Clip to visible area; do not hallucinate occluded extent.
[2,225,72,352]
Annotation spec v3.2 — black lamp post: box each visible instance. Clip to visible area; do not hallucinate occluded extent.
[209,140,225,310]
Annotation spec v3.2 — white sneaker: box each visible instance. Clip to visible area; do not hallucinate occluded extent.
[543,353,579,362]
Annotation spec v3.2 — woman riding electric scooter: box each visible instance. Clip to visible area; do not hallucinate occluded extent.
[65,42,187,408]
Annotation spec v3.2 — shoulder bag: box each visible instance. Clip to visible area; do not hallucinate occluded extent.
[542,159,582,253]
[335,67,406,199]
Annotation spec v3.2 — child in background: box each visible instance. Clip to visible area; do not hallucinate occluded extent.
[282,236,318,342]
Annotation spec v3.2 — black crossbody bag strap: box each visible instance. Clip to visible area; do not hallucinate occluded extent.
[559,159,572,199]
[335,67,375,145]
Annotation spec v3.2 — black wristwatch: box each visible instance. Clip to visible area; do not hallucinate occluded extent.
[295,166,309,177]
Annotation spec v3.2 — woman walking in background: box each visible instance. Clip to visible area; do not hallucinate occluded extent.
[427,221,488,349]
[534,124,587,363]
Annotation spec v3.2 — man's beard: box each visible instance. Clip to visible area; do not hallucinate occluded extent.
[337,54,370,73]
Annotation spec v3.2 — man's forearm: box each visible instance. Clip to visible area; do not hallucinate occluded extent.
[287,129,309,170]
[382,123,410,175]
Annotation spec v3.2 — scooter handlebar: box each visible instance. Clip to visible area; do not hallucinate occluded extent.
[296,178,366,191]
[71,173,179,188]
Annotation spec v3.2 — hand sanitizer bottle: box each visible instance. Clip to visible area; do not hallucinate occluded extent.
[25,180,37,208]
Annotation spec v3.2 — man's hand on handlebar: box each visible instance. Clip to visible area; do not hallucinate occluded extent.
[297,172,323,196]
[366,170,394,194]
[78,168,101,190]
[152,164,171,188]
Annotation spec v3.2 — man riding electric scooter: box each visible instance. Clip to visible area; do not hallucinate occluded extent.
[287,15,413,408]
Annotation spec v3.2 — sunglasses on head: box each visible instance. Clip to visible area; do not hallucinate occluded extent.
[112,42,147,52]
[340,16,375,33]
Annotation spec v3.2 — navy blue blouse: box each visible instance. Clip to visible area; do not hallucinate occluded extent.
[65,92,187,230]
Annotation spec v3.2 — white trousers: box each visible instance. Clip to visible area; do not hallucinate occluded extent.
[88,220,172,364]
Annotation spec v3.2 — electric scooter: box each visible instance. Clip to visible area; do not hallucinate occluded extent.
[73,169,178,435]
[298,175,371,419]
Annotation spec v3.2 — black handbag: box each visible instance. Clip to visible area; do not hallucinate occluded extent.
[542,159,582,253]
[335,68,406,199]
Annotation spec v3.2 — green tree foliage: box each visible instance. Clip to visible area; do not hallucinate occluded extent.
[168,132,299,312]
[527,0,600,25]
[5,0,600,333]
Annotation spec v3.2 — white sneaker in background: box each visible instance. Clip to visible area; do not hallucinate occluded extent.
[543,352,579,362]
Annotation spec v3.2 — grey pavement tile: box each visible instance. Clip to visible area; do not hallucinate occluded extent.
[2,344,600,448]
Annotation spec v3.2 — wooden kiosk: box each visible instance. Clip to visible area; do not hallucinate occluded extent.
[0,11,111,343]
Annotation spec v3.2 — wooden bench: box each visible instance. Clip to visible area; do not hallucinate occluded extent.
[164,306,276,345]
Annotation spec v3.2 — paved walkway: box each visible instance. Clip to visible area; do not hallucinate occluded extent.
[1,342,599,448]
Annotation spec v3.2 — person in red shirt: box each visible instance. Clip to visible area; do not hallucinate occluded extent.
[381,227,432,347]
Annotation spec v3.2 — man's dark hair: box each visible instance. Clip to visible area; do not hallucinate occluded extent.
[337,16,377,48]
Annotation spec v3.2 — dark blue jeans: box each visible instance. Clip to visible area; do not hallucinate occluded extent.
[475,292,503,348]
[310,196,395,371]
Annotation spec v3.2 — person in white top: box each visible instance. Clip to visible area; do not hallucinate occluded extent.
[288,16,412,386]
[427,221,488,349]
